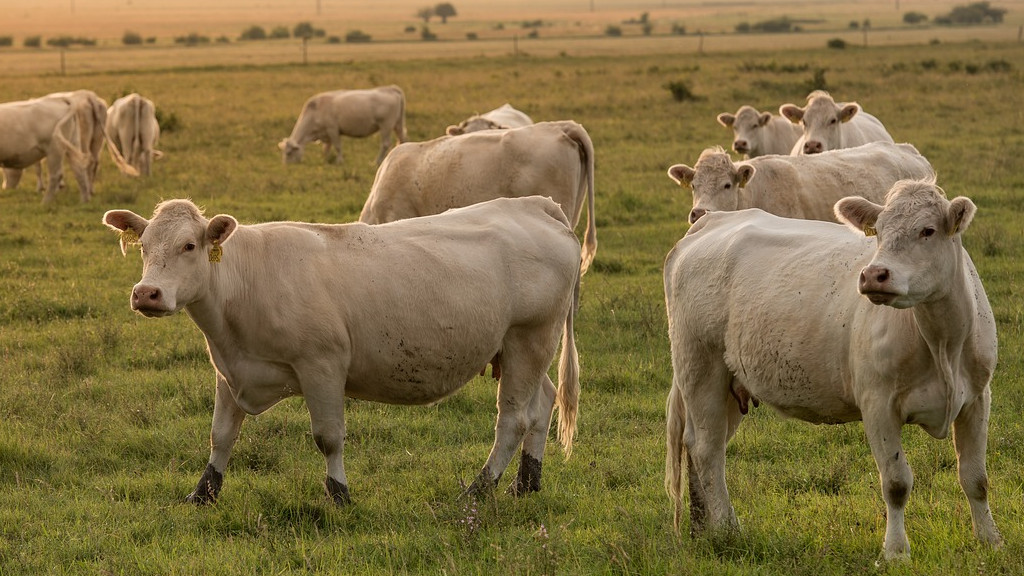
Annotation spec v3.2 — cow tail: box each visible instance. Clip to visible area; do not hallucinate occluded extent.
[396,86,408,143]
[132,95,143,169]
[555,263,581,458]
[566,122,597,275]
[53,110,89,171]
[665,382,686,533]
[103,97,139,178]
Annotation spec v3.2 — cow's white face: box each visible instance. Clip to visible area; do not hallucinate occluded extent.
[792,95,859,155]
[720,106,768,156]
[836,180,974,309]
[669,151,754,224]
[104,201,238,317]
[279,139,303,164]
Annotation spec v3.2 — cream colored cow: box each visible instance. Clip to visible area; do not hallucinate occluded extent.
[107,93,162,177]
[446,103,533,135]
[716,105,802,158]
[781,90,894,155]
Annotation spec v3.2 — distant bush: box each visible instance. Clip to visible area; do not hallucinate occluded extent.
[155,108,180,133]
[466,32,478,40]
[294,22,325,38]
[527,29,539,38]
[215,36,230,44]
[936,1,1007,24]
[605,25,623,37]
[849,20,860,29]
[146,37,157,44]
[806,68,829,91]
[903,11,929,24]
[671,23,686,35]
[642,23,653,36]
[664,80,698,102]
[24,35,41,48]
[0,36,12,47]
[269,26,290,39]
[827,38,847,49]
[47,36,96,47]
[239,26,267,40]
[521,20,543,28]
[326,35,341,44]
[345,30,372,43]
[405,26,417,33]
[122,31,143,45]
[175,33,210,46]
[421,26,437,41]
[735,22,751,33]
[753,17,794,33]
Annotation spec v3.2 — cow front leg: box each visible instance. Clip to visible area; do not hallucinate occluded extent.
[42,153,63,203]
[2,168,22,190]
[953,388,1001,547]
[305,388,349,505]
[187,374,246,504]
[507,374,557,496]
[375,132,392,166]
[863,409,913,561]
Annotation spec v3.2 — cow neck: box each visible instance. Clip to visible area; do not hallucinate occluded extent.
[909,245,973,438]
[184,232,250,342]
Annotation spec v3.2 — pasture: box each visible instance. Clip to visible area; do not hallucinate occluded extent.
[1,21,1024,576]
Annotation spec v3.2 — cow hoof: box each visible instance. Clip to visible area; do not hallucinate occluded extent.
[463,469,499,499]
[184,463,222,505]
[325,476,351,505]
[507,453,542,496]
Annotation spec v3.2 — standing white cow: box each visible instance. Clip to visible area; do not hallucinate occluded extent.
[716,105,802,158]
[667,142,934,224]
[780,90,894,155]
[107,93,162,177]
[278,85,406,167]
[445,103,534,135]
[664,179,1000,560]
[103,196,581,505]
[359,120,597,274]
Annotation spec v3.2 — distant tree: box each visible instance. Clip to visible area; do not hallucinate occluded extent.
[239,25,267,40]
[937,1,1007,24]
[0,36,12,47]
[849,20,860,29]
[24,35,41,48]
[421,26,437,40]
[903,11,929,24]
[435,3,457,23]
[293,22,316,38]
[417,6,434,22]
[345,30,372,43]
[122,30,143,45]
[270,26,290,39]
[605,25,622,36]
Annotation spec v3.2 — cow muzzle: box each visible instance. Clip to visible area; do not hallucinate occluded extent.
[688,208,708,225]
[802,140,824,155]
[131,283,174,317]
[858,265,898,306]
[733,140,749,154]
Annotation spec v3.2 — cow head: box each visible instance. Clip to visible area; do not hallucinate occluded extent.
[781,91,860,155]
[835,179,974,309]
[104,200,238,317]
[446,116,502,136]
[278,139,303,164]
[717,105,771,157]
[668,147,755,224]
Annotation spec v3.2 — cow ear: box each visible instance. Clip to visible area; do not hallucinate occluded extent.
[207,215,238,246]
[834,197,883,235]
[277,140,287,151]
[445,125,463,136]
[779,104,803,123]
[839,103,860,123]
[716,113,736,128]
[758,112,773,126]
[667,164,696,187]
[946,197,976,236]
[103,209,148,256]
[736,164,755,188]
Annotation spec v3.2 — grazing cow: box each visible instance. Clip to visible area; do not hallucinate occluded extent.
[668,142,934,224]
[716,105,803,158]
[278,85,407,166]
[107,93,162,176]
[103,196,581,505]
[446,103,534,135]
[664,179,1000,560]
[359,120,597,274]
[780,90,894,155]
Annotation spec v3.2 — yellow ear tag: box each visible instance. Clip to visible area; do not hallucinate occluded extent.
[949,224,959,237]
[863,225,877,237]
[121,228,139,245]
[209,243,223,263]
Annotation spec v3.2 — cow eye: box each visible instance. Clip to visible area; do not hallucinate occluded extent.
[921,227,935,238]
[184,242,197,252]
[723,183,732,190]
[829,118,838,125]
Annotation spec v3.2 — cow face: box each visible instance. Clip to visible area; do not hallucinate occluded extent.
[669,150,754,224]
[278,139,303,164]
[835,180,974,309]
[104,200,238,317]
[718,106,767,156]
[783,92,860,155]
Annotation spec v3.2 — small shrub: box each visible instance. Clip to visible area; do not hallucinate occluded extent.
[671,23,686,35]
[735,22,751,33]
[522,20,543,28]
[421,26,437,41]
[175,33,210,46]
[903,11,929,25]
[494,23,505,30]
[145,37,157,44]
[827,38,847,49]
[155,108,180,133]
[269,26,290,39]
[849,20,860,29]
[239,25,267,41]
[984,59,1012,72]
[605,25,623,37]
[215,36,230,44]
[122,31,143,45]
[294,22,325,38]
[642,23,653,36]
[326,35,341,44]
[345,30,372,43]
[665,80,697,102]
[466,32,478,40]
[24,35,41,48]
[806,68,829,91]
[404,25,416,33]
[921,58,938,69]
[47,36,96,47]
[527,29,539,38]
[0,36,12,47]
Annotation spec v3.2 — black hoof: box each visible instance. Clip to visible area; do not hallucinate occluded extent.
[463,468,499,499]
[325,476,351,505]
[185,463,222,505]
[507,453,542,496]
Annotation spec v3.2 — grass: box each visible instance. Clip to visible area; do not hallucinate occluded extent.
[0,28,1023,576]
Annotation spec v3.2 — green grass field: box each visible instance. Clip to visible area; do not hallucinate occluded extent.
[1,20,1023,576]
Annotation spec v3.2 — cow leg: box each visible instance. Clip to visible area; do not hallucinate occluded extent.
[187,374,246,504]
[325,132,343,164]
[507,373,557,496]
[862,407,913,561]
[42,153,63,203]
[953,387,1001,547]
[376,130,392,166]
[303,380,350,505]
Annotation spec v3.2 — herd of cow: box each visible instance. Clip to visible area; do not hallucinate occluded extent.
[2,82,998,562]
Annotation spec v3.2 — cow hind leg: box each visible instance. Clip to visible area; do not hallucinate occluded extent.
[507,373,557,496]
[953,388,1001,547]
[187,375,246,504]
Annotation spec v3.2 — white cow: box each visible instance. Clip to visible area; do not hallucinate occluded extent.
[446,103,534,135]
[716,105,802,158]
[667,142,934,224]
[107,93,162,177]
[664,179,1000,560]
[103,196,581,505]
[279,85,407,167]
[780,90,894,155]
[360,120,597,274]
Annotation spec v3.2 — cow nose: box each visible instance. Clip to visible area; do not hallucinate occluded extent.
[803,140,823,154]
[733,140,748,153]
[688,208,707,225]
[859,265,891,290]
[131,284,162,309]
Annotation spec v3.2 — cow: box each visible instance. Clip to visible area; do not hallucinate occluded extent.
[716,105,803,158]
[278,85,407,167]
[359,120,597,274]
[103,195,582,506]
[780,90,894,155]
[446,103,534,136]
[663,179,1001,560]
[106,93,162,177]
[667,142,934,225]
